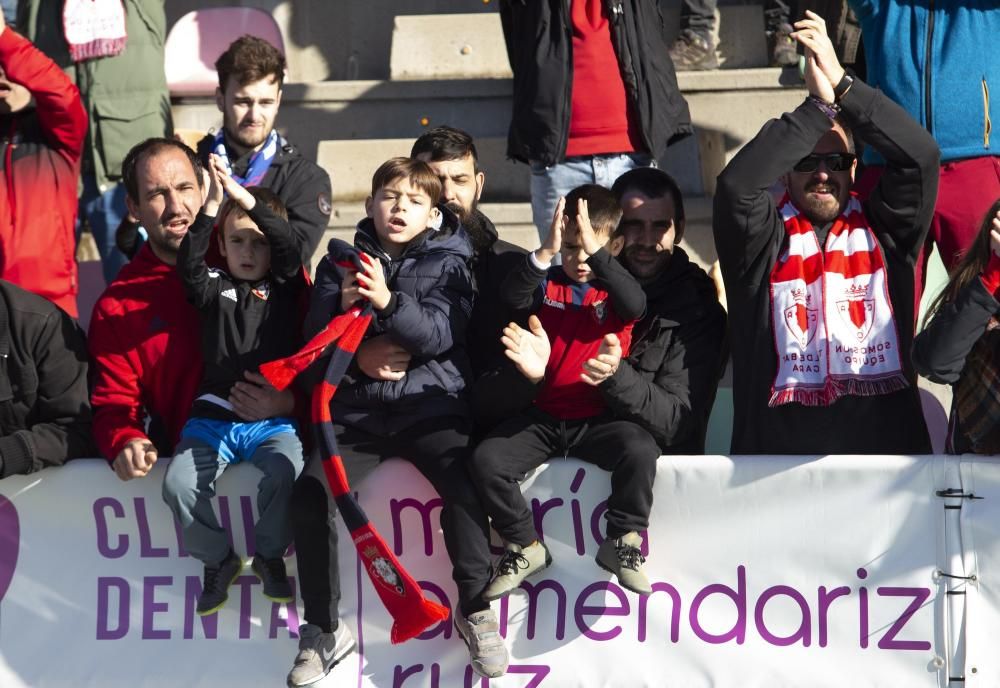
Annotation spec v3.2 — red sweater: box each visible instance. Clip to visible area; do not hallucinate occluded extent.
[89,244,203,460]
[0,29,86,317]
[564,0,643,158]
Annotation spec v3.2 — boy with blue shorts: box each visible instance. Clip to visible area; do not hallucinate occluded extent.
[162,154,306,616]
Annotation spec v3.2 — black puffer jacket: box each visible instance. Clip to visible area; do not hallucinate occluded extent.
[499,0,692,165]
[0,280,93,478]
[304,207,475,435]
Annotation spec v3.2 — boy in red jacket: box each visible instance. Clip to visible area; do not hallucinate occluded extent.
[471,184,658,599]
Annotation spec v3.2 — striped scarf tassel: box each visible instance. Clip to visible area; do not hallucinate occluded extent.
[260,266,449,643]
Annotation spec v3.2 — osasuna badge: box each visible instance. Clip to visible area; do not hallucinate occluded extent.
[251,283,271,301]
[783,302,818,349]
[836,298,875,342]
[364,546,405,596]
[593,300,607,324]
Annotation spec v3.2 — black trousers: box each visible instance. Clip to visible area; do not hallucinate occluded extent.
[290,415,493,631]
[469,409,660,547]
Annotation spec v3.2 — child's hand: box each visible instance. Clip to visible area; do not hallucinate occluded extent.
[203,154,224,214]
[580,332,622,386]
[502,315,550,383]
[210,154,256,211]
[356,253,392,311]
[575,198,604,256]
[535,197,566,264]
[340,268,361,312]
[991,210,1000,258]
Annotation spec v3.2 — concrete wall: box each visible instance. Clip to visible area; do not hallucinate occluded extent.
[164,0,762,82]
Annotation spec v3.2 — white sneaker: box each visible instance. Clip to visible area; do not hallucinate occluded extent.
[454,607,509,679]
[286,623,356,686]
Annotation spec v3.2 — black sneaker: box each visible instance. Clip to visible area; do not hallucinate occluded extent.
[252,554,294,603]
[197,549,243,616]
[769,22,799,67]
[669,29,719,71]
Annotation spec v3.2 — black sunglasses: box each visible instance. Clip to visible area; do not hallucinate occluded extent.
[793,153,856,173]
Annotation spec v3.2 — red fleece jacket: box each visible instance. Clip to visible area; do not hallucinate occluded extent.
[0,29,87,316]
[89,244,202,460]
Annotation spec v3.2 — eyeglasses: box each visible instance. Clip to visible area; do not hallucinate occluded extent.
[792,153,856,173]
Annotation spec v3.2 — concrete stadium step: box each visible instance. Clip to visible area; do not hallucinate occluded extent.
[172,70,805,205]
[388,7,767,81]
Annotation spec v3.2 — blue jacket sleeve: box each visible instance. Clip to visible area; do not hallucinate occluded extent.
[379,255,475,358]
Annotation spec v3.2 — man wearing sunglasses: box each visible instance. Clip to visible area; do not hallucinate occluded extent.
[712,11,939,455]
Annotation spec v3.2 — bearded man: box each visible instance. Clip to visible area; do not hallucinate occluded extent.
[712,12,939,455]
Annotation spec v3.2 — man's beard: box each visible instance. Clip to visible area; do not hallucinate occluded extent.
[448,200,494,256]
[797,181,845,224]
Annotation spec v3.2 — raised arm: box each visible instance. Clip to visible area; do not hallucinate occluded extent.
[587,248,646,321]
[0,24,86,162]
[177,158,223,309]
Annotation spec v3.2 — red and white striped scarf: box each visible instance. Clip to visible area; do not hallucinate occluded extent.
[768,194,909,407]
[63,0,127,63]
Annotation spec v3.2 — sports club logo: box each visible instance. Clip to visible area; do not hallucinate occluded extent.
[0,494,20,627]
[783,289,818,349]
[837,285,874,342]
[363,545,405,596]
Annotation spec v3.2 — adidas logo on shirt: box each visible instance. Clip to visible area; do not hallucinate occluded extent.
[221,288,237,302]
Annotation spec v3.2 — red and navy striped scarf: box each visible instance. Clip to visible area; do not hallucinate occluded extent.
[260,252,448,643]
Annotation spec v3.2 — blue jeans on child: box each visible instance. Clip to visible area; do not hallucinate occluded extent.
[163,417,304,565]
[529,152,656,245]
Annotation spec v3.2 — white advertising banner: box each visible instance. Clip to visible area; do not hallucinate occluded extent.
[0,454,993,687]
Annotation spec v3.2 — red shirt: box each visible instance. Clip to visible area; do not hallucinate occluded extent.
[564,0,644,158]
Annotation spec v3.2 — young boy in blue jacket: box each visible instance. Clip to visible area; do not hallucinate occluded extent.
[285,158,506,685]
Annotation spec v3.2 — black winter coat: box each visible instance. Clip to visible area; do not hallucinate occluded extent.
[499,0,692,165]
[0,280,93,477]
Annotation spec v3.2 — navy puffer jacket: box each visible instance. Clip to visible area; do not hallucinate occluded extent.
[304,206,475,435]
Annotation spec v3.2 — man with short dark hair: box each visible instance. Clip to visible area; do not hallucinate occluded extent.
[712,13,938,454]
[196,35,331,265]
[90,138,295,482]
[411,126,526,378]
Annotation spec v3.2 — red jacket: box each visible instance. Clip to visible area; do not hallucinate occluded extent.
[0,29,87,317]
[89,244,203,461]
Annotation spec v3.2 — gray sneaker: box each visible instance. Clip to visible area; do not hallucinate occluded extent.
[454,608,509,679]
[286,623,356,687]
[483,541,552,601]
[596,532,652,595]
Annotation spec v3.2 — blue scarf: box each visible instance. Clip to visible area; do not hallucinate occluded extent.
[212,129,279,188]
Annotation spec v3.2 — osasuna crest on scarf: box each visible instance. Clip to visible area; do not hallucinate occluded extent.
[783,288,818,349]
[835,284,874,342]
[593,299,608,324]
[364,545,405,596]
